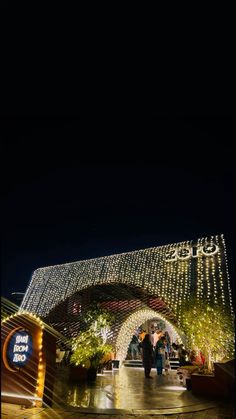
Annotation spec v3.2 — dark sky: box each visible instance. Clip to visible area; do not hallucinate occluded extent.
[1,113,235,306]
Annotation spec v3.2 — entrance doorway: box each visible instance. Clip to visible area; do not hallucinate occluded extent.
[115,308,183,363]
[126,316,181,361]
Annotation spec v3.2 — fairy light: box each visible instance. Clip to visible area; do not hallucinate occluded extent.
[19,235,234,354]
[116,308,183,362]
[33,320,45,403]
[215,235,228,309]
[221,235,234,315]
[205,241,211,302]
[1,311,46,407]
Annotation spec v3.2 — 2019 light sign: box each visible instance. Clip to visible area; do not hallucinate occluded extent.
[7,330,33,368]
[165,243,219,262]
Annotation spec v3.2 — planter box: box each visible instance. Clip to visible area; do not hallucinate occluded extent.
[86,367,97,382]
[214,361,234,398]
[112,360,120,369]
[186,378,192,391]
[69,366,97,382]
[191,373,228,398]
[191,361,235,399]
[69,366,88,381]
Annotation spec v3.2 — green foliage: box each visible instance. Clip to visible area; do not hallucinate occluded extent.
[181,298,235,370]
[69,304,114,369]
[84,304,114,330]
[70,329,113,368]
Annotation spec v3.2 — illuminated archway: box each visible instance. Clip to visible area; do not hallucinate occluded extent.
[115,308,183,362]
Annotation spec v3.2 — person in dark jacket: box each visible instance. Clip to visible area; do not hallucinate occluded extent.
[140,333,153,378]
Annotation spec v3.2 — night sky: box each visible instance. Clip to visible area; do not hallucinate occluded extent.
[2,113,235,308]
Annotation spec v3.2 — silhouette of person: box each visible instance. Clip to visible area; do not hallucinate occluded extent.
[140,333,153,378]
[129,334,140,359]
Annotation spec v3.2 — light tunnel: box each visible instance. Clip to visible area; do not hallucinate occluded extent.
[115,308,183,362]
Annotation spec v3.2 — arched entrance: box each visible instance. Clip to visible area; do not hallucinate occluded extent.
[44,283,179,349]
[116,308,183,362]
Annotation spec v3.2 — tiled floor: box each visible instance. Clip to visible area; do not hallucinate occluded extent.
[1,367,234,418]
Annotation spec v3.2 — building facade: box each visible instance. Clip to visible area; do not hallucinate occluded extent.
[20,234,234,361]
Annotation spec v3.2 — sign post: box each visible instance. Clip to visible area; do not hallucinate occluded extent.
[1,312,56,407]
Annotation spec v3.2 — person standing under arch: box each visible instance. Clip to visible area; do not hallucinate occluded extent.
[140,333,154,378]
[129,334,140,360]
[155,336,166,375]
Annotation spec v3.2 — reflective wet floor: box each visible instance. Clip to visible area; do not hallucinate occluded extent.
[2,367,235,418]
[52,367,220,413]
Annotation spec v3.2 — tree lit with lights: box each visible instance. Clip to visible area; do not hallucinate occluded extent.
[181,298,235,371]
[70,306,113,369]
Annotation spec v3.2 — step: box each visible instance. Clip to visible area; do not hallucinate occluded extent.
[123,358,180,369]
[169,359,180,369]
[123,360,143,367]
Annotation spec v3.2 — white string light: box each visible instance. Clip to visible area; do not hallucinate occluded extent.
[20,235,234,352]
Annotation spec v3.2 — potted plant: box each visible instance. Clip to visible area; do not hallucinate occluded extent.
[69,305,114,381]
[69,329,113,380]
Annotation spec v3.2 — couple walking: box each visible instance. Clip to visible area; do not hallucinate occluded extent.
[140,333,166,378]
